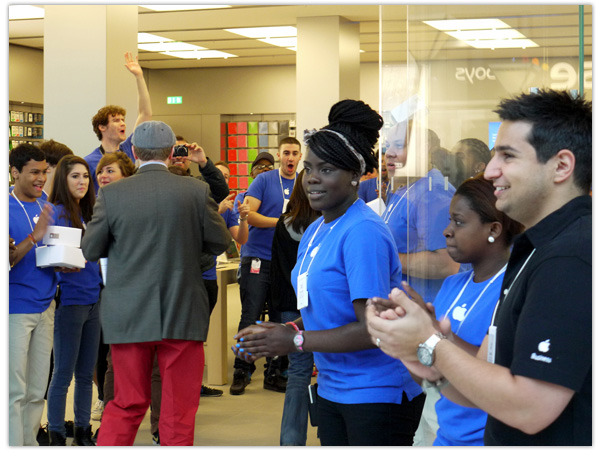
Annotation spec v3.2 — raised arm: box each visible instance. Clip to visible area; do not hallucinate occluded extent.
[124,52,152,129]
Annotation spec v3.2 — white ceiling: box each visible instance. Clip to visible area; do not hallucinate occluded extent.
[8,4,592,69]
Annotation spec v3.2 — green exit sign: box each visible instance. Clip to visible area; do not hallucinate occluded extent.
[167,96,183,105]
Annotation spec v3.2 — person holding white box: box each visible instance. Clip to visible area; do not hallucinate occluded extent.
[46,156,102,446]
[8,144,56,446]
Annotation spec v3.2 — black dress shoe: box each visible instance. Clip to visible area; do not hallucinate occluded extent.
[49,431,67,446]
[72,425,95,446]
[37,424,49,446]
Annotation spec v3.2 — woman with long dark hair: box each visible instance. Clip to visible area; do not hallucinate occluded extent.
[47,155,101,446]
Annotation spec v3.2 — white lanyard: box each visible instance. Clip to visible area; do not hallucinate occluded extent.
[382,185,410,224]
[11,191,43,233]
[487,249,536,364]
[278,171,294,201]
[297,216,341,277]
[444,265,507,335]
[490,249,536,327]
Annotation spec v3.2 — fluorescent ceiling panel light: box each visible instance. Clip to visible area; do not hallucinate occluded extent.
[139,42,205,52]
[141,5,231,12]
[225,26,297,39]
[465,39,539,49]
[424,19,510,31]
[258,37,297,47]
[161,50,237,59]
[138,33,173,43]
[445,29,525,41]
[9,5,44,20]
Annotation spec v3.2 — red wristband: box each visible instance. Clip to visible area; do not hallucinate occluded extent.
[285,321,300,332]
[28,234,37,247]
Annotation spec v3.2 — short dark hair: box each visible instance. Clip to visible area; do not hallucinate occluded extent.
[92,105,126,140]
[40,139,74,166]
[10,143,45,172]
[279,136,301,150]
[455,138,491,165]
[456,173,524,246]
[176,135,185,142]
[494,89,592,193]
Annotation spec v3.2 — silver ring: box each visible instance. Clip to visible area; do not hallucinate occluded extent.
[376,337,381,348]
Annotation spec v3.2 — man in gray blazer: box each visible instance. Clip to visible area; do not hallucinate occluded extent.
[82,121,231,446]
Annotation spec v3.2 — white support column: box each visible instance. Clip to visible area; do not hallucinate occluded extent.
[44,5,138,156]
[296,16,360,147]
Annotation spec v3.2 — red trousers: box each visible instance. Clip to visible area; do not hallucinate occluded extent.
[97,339,204,446]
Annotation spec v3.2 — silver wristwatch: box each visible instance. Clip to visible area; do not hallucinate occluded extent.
[417,332,447,367]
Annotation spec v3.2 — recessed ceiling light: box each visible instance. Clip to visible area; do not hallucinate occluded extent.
[161,50,238,59]
[141,5,231,12]
[465,39,538,49]
[445,29,525,41]
[138,33,173,44]
[424,19,510,31]
[225,26,297,39]
[9,5,44,20]
[139,42,205,52]
[258,37,297,48]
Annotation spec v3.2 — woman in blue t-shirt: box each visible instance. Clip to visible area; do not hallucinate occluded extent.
[233,100,424,446]
[47,155,102,446]
[430,174,523,445]
[371,174,524,445]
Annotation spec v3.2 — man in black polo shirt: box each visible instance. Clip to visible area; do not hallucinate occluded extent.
[366,89,591,445]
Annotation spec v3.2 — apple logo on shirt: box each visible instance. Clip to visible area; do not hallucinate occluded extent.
[538,339,550,353]
[452,304,467,322]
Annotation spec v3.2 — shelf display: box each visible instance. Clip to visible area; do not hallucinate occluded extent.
[220,117,292,192]
[9,102,44,150]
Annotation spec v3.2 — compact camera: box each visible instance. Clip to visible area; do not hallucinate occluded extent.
[173,145,189,158]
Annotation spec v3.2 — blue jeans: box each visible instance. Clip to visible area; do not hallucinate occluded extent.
[47,302,101,435]
[235,257,282,372]
[280,310,314,446]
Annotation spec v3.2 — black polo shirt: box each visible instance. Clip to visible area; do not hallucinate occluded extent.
[484,195,592,446]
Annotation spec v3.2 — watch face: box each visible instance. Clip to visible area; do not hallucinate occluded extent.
[294,334,304,347]
[417,345,433,367]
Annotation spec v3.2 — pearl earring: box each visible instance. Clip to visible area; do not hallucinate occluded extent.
[351,181,358,186]
[488,235,495,243]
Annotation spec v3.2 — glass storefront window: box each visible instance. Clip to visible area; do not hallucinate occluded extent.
[378,4,591,299]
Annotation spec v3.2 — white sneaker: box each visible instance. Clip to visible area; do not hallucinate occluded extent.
[90,399,104,421]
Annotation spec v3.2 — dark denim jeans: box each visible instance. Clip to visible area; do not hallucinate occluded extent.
[47,302,101,434]
[279,310,314,446]
[235,257,282,373]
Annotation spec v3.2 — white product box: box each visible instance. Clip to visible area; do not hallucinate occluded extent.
[43,226,82,247]
[35,245,86,269]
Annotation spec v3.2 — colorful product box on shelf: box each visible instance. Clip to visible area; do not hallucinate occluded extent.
[248,122,258,134]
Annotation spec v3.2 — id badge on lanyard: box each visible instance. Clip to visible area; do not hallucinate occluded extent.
[297,273,308,309]
[282,198,289,214]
